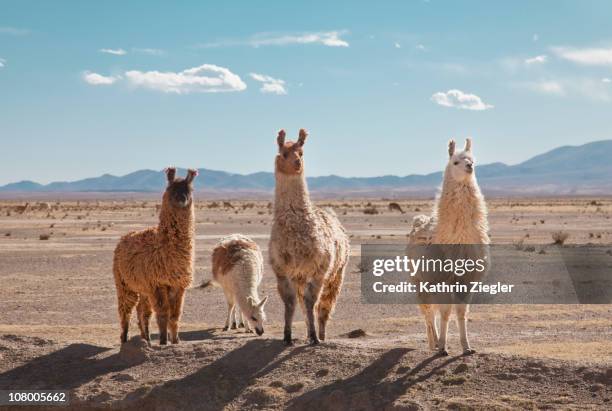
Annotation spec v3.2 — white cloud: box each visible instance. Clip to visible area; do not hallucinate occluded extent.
[394,42,401,49]
[0,58,5,68]
[552,46,612,66]
[523,80,565,95]
[99,48,127,56]
[416,44,426,51]
[201,31,349,48]
[249,73,287,95]
[0,26,29,36]
[520,78,611,101]
[133,48,165,56]
[431,89,493,111]
[603,78,611,83]
[83,71,120,85]
[525,55,547,65]
[532,33,539,42]
[124,64,246,94]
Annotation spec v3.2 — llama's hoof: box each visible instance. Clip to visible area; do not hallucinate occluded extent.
[245,329,253,334]
[230,322,237,330]
[238,323,245,328]
[463,348,476,355]
[171,338,180,344]
[309,337,321,346]
[159,341,168,346]
[283,336,294,346]
[222,326,229,331]
[437,349,448,356]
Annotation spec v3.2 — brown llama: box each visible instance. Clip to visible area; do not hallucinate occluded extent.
[113,167,198,345]
[269,129,350,345]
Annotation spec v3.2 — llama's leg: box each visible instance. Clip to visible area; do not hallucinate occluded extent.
[455,303,475,354]
[235,307,245,328]
[224,303,235,331]
[317,266,346,341]
[243,315,252,333]
[437,304,452,356]
[221,289,235,331]
[136,295,153,343]
[153,286,170,345]
[168,287,185,344]
[419,304,438,351]
[277,275,297,346]
[304,278,324,345]
[116,283,138,344]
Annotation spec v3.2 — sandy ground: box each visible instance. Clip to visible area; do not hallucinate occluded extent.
[0,197,611,410]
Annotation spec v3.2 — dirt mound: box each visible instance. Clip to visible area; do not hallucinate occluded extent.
[0,332,610,410]
[118,336,152,365]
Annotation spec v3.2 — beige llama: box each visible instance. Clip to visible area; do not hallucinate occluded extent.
[269,129,350,345]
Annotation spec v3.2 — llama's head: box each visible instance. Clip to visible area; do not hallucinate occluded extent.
[165,167,198,209]
[275,129,307,175]
[446,138,475,183]
[245,296,268,336]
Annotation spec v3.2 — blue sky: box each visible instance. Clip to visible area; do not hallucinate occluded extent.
[1,0,612,185]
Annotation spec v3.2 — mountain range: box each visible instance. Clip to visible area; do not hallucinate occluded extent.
[2,140,611,197]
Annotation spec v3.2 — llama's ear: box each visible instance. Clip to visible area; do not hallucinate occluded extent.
[186,168,198,184]
[277,129,286,151]
[297,129,308,147]
[165,167,176,183]
[258,296,268,308]
[464,138,472,152]
[448,139,456,157]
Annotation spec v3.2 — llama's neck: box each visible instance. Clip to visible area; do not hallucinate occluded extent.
[433,173,489,244]
[158,195,195,248]
[274,171,313,217]
[236,274,260,310]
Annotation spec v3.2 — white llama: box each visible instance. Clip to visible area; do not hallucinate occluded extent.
[209,234,268,335]
[409,138,489,355]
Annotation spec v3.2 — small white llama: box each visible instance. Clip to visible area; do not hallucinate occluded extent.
[209,234,268,335]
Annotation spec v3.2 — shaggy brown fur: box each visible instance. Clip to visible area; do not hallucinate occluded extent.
[113,168,198,345]
[269,129,350,346]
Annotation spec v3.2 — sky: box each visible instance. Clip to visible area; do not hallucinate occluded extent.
[1,0,612,185]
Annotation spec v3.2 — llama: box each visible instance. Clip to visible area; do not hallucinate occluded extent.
[113,167,198,345]
[269,129,350,345]
[204,234,268,335]
[388,202,405,213]
[409,138,489,355]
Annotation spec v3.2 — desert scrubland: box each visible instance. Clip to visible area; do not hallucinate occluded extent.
[0,197,610,410]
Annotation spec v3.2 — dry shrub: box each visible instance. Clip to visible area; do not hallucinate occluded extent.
[513,237,525,251]
[363,206,379,215]
[552,231,569,245]
[39,233,50,240]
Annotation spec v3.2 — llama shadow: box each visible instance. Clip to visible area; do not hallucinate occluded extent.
[288,349,462,411]
[127,338,302,410]
[149,328,216,342]
[0,343,129,390]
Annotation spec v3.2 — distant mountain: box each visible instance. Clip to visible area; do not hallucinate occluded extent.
[2,140,611,196]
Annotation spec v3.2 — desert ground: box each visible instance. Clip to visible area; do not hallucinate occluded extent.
[0,197,610,410]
